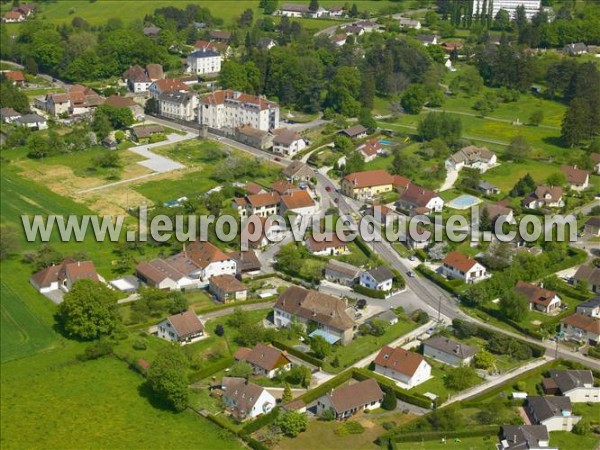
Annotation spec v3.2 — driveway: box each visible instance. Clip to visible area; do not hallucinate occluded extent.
[129,132,191,173]
[440,169,458,192]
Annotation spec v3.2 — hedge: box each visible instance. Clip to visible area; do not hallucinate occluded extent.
[195,298,274,315]
[240,406,281,435]
[189,357,235,382]
[353,284,387,299]
[416,264,463,295]
[205,412,239,434]
[474,321,545,358]
[352,368,432,409]
[354,236,373,257]
[243,437,270,450]
[387,425,499,443]
[272,341,323,367]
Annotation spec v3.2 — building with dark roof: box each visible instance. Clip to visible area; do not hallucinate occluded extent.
[209,274,248,303]
[324,260,360,286]
[316,379,384,419]
[499,424,554,450]
[359,266,394,291]
[220,377,276,421]
[233,343,292,378]
[423,335,478,367]
[526,396,581,432]
[157,310,204,344]
[158,91,198,121]
[543,370,599,403]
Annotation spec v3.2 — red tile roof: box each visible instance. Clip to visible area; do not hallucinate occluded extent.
[234,343,290,372]
[5,71,25,82]
[562,313,600,334]
[374,346,425,377]
[167,310,204,337]
[185,241,232,268]
[305,233,348,252]
[442,251,479,272]
[153,78,190,93]
[561,165,589,185]
[209,274,247,293]
[515,281,558,307]
[247,192,280,207]
[400,183,437,208]
[328,379,384,413]
[343,169,394,189]
[280,190,314,210]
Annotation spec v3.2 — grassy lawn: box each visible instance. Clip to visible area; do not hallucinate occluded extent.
[481,160,562,192]
[548,431,600,450]
[395,435,499,449]
[1,346,242,449]
[184,289,219,312]
[411,359,483,399]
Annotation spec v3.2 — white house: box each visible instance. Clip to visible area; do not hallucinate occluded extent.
[527,396,581,432]
[199,90,280,133]
[157,310,204,345]
[473,0,541,20]
[357,140,383,162]
[325,260,360,287]
[561,313,600,345]
[423,336,478,367]
[396,183,444,214]
[209,274,248,303]
[187,48,221,75]
[245,192,280,217]
[305,233,349,256]
[499,425,555,450]
[233,343,292,379]
[158,91,198,122]
[316,379,383,419]
[591,153,600,175]
[441,251,487,284]
[373,346,432,388]
[514,281,561,314]
[331,33,347,46]
[272,129,306,156]
[398,17,421,29]
[545,370,600,403]
[445,146,497,173]
[221,377,276,421]
[15,113,47,130]
[576,297,600,318]
[279,190,317,216]
[522,186,564,209]
[148,78,190,99]
[279,3,310,17]
[359,266,394,291]
[561,165,590,191]
[30,260,102,294]
[0,107,21,123]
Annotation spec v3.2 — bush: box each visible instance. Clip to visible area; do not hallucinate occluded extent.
[188,357,234,382]
[132,340,147,351]
[78,339,114,361]
[353,284,386,299]
[335,421,365,436]
[381,388,398,410]
[272,341,322,367]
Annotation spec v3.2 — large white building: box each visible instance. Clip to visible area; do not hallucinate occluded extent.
[473,0,541,19]
[187,48,221,75]
[158,91,198,122]
[198,90,280,133]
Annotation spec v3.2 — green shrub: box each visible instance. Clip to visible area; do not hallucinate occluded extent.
[78,339,114,361]
[132,340,147,350]
[188,357,234,382]
[353,284,387,299]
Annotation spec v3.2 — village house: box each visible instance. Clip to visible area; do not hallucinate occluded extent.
[157,310,204,345]
[143,26,161,37]
[0,107,21,124]
[515,281,562,314]
[257,37,277,51]
[357,139,384,162]
[3,10,24,22]
[245,192,280,217]
[418,35,439,46]
[482,203,515,225]
[373,346,432,388]
[356,20,379,32]
[372,310,399,326]
[209,274,248,303]
[564,42,588,56]
[543,370,600,403]
[478,180,501,196]
[340,169,399,201]
[220,377,276,421]
[560,313,600,345]
[328,6,344,16]
[283,160,314,181]
[442,251,488,284]
[316,379,383,419]
[14,113,47,130]
[522,186,564,209]
[591,153,600,175]
[149,78,190,98]
[445,146,497,172]
[30,260,102,294]
[234,343,292,379]
[3,70,25,85]
[365,204,399,227]
[423,336,478,367]
[131,124,164,141]
[104,95,142,117]
[573,264,600,294]
[526,396,581,432]
[324,260,361,286]
[122,64,164,92]
[499,425,555,450]
[158,91,198,121]
[343,24,365,36]
[187,48,221,75]
[136,241,237,289]
[339,124,368,139]
[45,93,70,116]
[305,233,349,256]
[228,250,262,276]
[576,297,600,318]
[584,217,600,237]
[441,41,463,52]
[272,129,306,157]
[561,165,590,191]
[396,183,444,214]
[271,180,298,195]
[245,182,268,196]
[235,125,273,150]
[398,16,421,29]
[279,3,309,17]
[199,89,280,133]
[273,286,355,345]
[241,215,286,249]
[359,266,394,291]
[331,33,347,46]
[280,190,317,216]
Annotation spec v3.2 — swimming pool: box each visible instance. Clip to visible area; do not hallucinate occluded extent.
[447,194,482,210]
[379,140,393,145]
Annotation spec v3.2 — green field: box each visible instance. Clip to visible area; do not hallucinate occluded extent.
[1,0,402,29]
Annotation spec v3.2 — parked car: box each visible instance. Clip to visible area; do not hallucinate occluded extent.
[274,156,281,162]
[408,255,416,261]
[325,186,332,192]
[407,271,415,277]
[357,299,367,309]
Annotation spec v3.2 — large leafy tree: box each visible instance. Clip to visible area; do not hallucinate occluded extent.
[276,411,308,437]
[147,346,190,412]
[58,279,120,340]
[499,289,529,321]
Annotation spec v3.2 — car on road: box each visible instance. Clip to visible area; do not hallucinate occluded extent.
[325,186,332,192]
[274,156,281,162]
[407,271,415,277]
[356,299,367,309]
[334,198,339,204]
[426,327,435,334]
[408,255,416,261]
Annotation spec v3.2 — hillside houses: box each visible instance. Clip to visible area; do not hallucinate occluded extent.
[305,233,349,256]
[187,48,221,75]
[396,183,444,214]
[219,377,276,421]
[373,346,432,388]
[158,91,198,122]
[522,186,564,209]
[123,64,164,92]
[234,343,292,379]
[149,78,190,98]
[515,281,562,314]
[561,165,590,191]
[441,251,488,284]
[445,146,497,172]
[273,286,355,345]
[316,379,383,420]
[340,170,409,201]
[272,129,306,156]
[30,260,103,294]
[40,85,105,117]
[157,310,204,345]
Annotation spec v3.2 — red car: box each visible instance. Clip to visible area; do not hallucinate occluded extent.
[274,156,281,162]
[325,186,332,192]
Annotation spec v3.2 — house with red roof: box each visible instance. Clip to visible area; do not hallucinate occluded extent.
[561,165,590,191]
[3,70,25,85]
[442,251,488,284]
[30,260,103,294]
[373,346,432,388]
[157,310,204,345]
[357,139,383,162]
[340,169,396,200]
[515,281,562,314]
[396,183,444,214]
[2,10,24,22]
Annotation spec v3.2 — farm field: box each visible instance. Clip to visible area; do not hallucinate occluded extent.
[0,0,403,28]
[0,345,243,450]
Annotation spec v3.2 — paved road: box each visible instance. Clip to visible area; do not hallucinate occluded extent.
[197,301,275,321]
[424,107,561,131]
[439,168,459,192]
[128,132,190,172]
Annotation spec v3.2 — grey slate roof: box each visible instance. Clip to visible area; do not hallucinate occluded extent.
[189,49,221,58]
[548,370,594,394]
[15,113,46,124]
[366,266,394,283]
[424,335,478,359]
[501,424,549,450]
[578,296,600,310]
[325,259,360,278]
[527,396,572,423]
[158,91,196,104]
